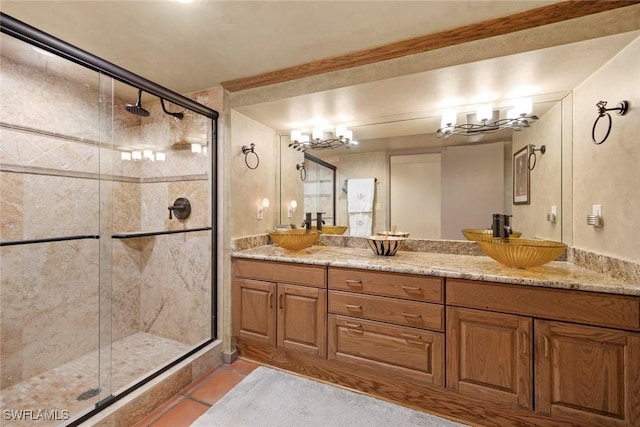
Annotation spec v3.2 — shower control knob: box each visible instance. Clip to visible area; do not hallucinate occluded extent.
[168,197,191,220]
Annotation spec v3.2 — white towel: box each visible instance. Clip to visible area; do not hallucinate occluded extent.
[348,212,373,237]
[347,178,375,213]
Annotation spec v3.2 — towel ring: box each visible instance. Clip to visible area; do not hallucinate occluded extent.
[592,100,629,145]
[528,144,546,171]
[241,143,259,170]
[296,163,307,181]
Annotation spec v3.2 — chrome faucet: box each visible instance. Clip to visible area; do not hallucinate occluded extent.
[492,214,513,238]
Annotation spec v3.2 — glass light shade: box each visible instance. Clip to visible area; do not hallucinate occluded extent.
[202,146,208,155]
[143,149,154,160]
[261,198,270,208]
[514,98,533,115]
[132,151,142,161]
[290,200,297,209]
[291,130,302,142]
[506,108,519,119]
[155,152,166,161]
[476,105,493,122]
[441,111,457,127]
[335,125,347,138]
[312,127,324,141]
[343,129,353,141]
[191,143,202,153]
[121,152,132,161]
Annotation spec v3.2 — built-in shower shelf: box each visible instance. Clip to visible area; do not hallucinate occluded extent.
[111,227,212,239]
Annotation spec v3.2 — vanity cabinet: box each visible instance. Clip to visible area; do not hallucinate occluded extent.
[447,278,640,426]
[327,267,445,386]
[446,306,532,409]
[534,320,640,427]
[232,259,327,357]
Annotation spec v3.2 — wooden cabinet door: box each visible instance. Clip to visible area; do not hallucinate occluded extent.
[535,320,640,427]
[446,307,532,409]
[233,278,276,346]
[277,283,327,357]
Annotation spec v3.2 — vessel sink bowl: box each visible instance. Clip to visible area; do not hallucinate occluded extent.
[476,238,567,268]
[269,229,321,251]
[320,225,348,235]
[366,236,407,256]
[462,228,522,241]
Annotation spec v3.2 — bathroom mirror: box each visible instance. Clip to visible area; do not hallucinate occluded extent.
[279,96,565,241]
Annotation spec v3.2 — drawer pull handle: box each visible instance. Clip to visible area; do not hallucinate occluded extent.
[402,312,422,319]
[269,293,274,308]
[401,332,421,340]
[279,294,284,309]
[345,279,363,287]
[401,285,421,292]
[345,304,363,310]
[344,322,362,329]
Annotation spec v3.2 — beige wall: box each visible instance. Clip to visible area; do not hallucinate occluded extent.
[229,110,278,237]
[572,36,640,262]
[512,101,563,241]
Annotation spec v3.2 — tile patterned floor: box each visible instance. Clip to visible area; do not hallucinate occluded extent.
[133,359,259,427]
[0,332,190,427]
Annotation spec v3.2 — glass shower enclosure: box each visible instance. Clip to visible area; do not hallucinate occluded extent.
[0,14,217,426]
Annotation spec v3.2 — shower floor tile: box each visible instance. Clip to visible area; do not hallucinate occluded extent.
[0,332,190,427]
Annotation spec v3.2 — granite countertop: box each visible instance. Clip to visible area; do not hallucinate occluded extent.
[231,245,640,297]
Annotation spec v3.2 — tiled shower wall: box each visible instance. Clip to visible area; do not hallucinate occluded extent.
[0,53,212,389]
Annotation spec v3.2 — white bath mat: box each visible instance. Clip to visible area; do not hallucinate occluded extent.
[191,366,468,427]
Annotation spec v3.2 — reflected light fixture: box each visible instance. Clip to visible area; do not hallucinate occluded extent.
[437,98,538,140]
[289,125,358,151]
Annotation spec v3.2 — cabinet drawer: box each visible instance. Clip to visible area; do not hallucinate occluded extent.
[447,279,640,331]
[233,258,326,288]
[329,290,443,331]
[328,314,444,386]
[329,267,443,303]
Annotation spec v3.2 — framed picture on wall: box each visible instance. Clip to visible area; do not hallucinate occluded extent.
[513,146,530,205]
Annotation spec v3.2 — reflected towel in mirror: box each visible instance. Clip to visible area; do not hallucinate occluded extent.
[347,178,375,213]
[348,212,373,237]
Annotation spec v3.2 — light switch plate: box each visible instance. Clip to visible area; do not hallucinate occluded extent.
[257,206,264,220]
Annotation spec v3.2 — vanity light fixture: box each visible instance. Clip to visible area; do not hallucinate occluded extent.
[289,125,359,151]
[121,150,165,161]
[437,98,538,140]
[257,198,269,220]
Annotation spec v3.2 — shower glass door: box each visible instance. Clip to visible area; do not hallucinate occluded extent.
[1,22,216,426]
[0,31,105,424]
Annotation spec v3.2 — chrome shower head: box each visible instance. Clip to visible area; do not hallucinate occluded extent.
[125,89,150,117]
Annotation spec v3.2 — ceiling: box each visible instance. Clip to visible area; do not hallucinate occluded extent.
[1,0,563,94]
[1,1,639,154]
